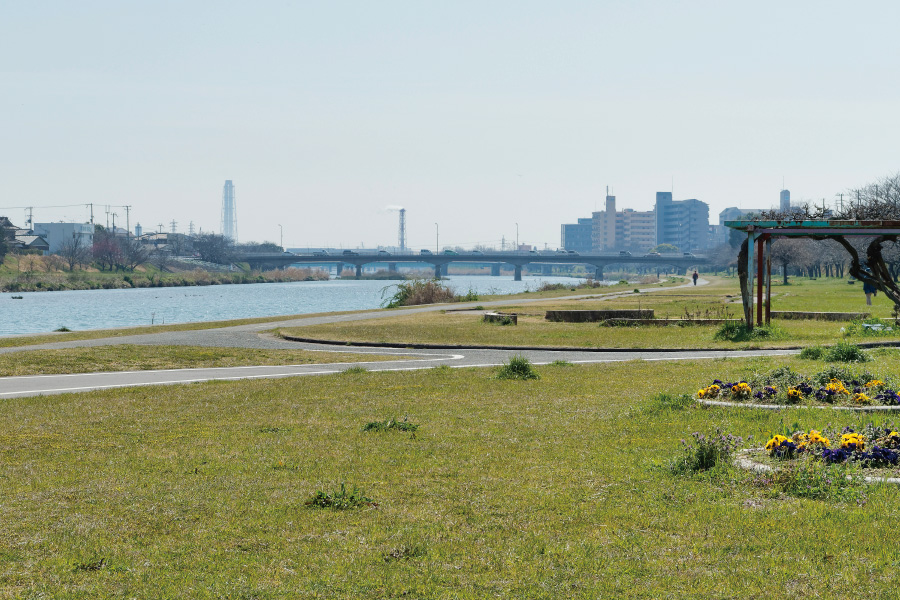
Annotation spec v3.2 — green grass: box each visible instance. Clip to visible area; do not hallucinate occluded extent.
[0,345,400,376]
[5,355,900,596]
[281,276,900,349]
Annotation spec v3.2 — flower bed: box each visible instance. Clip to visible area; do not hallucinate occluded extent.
[695,365,900,410]
[736,424,900,484]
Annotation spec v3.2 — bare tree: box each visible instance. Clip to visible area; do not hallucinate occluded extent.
[92,228,123,271]
[58,234,90,271]
[121,238,150,271]
[769,238,813,284]
[151,248,171,271]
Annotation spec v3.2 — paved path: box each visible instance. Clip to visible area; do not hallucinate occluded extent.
[0,277,798,399]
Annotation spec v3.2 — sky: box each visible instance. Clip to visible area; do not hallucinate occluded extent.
[3,1,900,251]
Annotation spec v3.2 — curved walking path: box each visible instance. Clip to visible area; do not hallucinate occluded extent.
[0,277,800,399]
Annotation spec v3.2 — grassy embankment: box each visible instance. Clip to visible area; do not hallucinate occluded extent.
[283,276,900,349]
[4,353,900,596]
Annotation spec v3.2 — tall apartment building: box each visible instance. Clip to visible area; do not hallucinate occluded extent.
[655,192,709,252]
[591,193,656,253]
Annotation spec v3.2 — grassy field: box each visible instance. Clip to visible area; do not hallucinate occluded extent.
[281,276,900,349]
[4,353,900,597]
[0,345,400,377]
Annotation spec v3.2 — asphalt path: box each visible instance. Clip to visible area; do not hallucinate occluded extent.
[0,278,799,398]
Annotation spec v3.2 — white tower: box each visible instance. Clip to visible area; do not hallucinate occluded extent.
[221,180,238,242]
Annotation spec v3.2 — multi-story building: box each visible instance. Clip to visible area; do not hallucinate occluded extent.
[654,192,709,252]
[591,193,656,253]
[780,189,791,212]
[560,218,593,253]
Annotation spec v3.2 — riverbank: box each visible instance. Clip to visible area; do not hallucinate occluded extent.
[0,255,329,292]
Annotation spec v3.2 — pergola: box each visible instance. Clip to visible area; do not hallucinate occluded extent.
[724,220,900,329]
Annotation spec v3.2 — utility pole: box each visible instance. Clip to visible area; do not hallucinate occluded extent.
[124,205,131,239]
[87,203,94,224]
[111,212,118,234]
[434,223,439,252]
[105,206,110,229]
[25,207,33,230]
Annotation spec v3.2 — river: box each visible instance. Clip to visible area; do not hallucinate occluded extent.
[0,275,594,336]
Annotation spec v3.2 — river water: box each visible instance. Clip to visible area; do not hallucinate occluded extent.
[0,275,592,336]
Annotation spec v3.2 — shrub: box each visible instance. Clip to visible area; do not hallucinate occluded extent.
[305,483,377,509]
[669,430,744,475]
[496,355,540,380]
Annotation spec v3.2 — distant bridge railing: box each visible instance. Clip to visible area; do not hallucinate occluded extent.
[233,251,708,281]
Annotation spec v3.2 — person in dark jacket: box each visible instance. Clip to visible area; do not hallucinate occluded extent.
[692,271,699,286]
[864,280,877,305]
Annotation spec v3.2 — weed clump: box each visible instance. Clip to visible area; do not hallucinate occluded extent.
[305,483,377,510]
[714,322,787,342]
[799,346,825,360]
[342,366,368,375]
[669,430,744,475]
[363,417,419,433]
[496,355,540,380]
[383,544,427,562]
[381,279,462,308]
[823,341,870,363]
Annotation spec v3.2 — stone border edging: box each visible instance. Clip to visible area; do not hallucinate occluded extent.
[733,450,900,484]
[279,334,802,353]
[697,398,900,412]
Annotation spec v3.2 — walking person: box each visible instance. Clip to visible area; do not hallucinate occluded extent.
[864,280,877,306]
[692,270,699,286]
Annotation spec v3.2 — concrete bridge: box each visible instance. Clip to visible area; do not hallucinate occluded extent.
[235,251,708,281]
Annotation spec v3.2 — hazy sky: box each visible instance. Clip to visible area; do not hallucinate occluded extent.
[3,1,899,250]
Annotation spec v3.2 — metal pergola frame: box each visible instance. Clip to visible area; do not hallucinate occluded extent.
[724,220,900,328]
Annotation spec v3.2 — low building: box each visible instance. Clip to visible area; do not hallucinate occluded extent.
[33,222,94,254]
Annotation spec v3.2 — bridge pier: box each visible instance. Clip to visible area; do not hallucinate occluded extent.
[335,262,343,277]
[491,264,501,276]
[514,265,522,281]
[355,264,362,277]
[541,264,552,275]
[388,262,397,273]
[594,266,603,280]
[434,264,442,278]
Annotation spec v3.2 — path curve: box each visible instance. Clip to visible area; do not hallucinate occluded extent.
[0,277,799,399]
